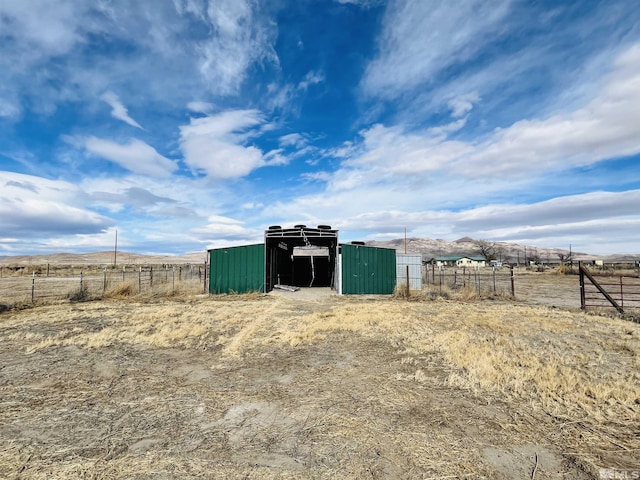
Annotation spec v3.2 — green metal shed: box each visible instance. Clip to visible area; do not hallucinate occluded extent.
[339,243,396,294]
[208,244,265,294]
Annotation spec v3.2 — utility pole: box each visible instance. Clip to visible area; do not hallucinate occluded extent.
[404,227,407,254]
[113,229,118,266]
[569,243,572,268]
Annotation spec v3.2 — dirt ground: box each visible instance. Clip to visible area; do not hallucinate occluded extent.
[0,291,638,479]
[513,273,581,310]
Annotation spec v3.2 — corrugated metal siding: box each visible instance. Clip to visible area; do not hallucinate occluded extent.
[341,244,396,294]
[396,253,423,291]
[209,244,265,294]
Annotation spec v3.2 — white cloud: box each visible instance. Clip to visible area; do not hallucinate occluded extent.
[279,133,307,148]
[0,1,280,121]
[190,215,262,244]
[456,44,640,177]
[187,101,216,113]
[448,92,479,118]
[330,43,640,186]
[264,149,289,167]
[0,0,87,57]
[181,0,279,95]
[339,123,470,177]
[335,0,383,7]
[179,109,269,178]
[298,71,325,91]
[83,137,178,177]
[0,0,92,117]
[0,98,21,119]
[453,190,640,231]
[100,91,144,129]
[362,0,513,98]
[261,186,640,253]
[301,171,332,182]
[0,171,112,237]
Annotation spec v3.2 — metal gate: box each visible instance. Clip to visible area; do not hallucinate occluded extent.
[579,262,640,313]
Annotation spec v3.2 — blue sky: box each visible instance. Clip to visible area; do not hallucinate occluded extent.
[1,0,640,255]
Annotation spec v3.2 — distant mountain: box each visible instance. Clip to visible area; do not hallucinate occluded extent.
[0,251,207,265]
[365,237,639,264]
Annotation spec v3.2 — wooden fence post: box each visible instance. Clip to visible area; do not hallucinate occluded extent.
[510,266,515,297]
[406,265,410,298]
[203,261,207,293]
[475,267,479,295]
[579,263,585,309]
[492,267,497,293]
[31,272,35,303]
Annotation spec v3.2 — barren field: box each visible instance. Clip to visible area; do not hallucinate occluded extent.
[1,291,639,479]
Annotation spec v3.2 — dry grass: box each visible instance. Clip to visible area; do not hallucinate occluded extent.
[1,293,638,478]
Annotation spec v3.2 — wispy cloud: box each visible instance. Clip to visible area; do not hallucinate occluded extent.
[174,0,279,95]
[81,137,178,177]
[362,0,513,99]
[448,93,480,118]
[334,43,640,185]
[187,101,216,114]
[91,187,177,214]
[100,91,144,129]
[190,215,262,246]
[0,1,280,122]
[335,0,384,7]
[0,171,112,237]
[279,133,307,148]
[298,71,325,91]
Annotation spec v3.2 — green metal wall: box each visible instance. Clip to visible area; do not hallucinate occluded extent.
[341,244,396,294]
[209,244,265,294]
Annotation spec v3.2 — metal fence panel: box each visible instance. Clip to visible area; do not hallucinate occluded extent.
[208,244,265,294]
[341,244,396,295]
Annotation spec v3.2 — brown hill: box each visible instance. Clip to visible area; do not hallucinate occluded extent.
[0,250,207,266]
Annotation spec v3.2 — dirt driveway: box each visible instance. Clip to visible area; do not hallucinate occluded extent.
[1,292,638,479]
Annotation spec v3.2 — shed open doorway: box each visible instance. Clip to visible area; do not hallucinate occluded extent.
[265,225,338,292]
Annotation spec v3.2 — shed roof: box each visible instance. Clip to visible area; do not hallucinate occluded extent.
[433,256,486,262]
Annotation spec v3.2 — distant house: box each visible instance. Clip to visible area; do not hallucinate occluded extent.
[431,256,486,268]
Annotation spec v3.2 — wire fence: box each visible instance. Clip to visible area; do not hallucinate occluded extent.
[422,265,515,297]
[0,264,207,305]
